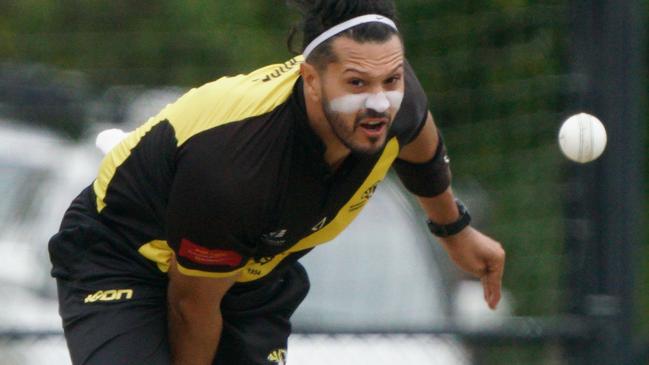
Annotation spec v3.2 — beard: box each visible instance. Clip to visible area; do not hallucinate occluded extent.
[321,94,391,155]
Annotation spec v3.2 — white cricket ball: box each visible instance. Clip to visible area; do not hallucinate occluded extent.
[558,113,607,163]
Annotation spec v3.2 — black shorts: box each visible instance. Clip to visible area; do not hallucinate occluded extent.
[54,262,309,365]
[49,206,310,365]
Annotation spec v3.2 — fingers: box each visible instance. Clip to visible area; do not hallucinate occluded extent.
[481,251,505,309]
[482,272,502,310]
[444,228,506,310]
[482,251,505,309]
[484,240,506,309]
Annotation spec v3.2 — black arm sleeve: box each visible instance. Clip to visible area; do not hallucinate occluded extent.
[393,130,452,197]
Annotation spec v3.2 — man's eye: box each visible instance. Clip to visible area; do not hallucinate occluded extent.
[385,75,402,84]
[349,79,364,87]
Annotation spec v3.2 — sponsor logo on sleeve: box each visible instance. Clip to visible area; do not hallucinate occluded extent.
[179,238,243,267]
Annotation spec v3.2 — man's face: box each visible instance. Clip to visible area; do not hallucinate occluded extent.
[319,35,405,155]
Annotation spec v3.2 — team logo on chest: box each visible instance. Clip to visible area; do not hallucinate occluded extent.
[267,349,287,364]
[311,217,327,231]
[349,181,380,212]
[261,229,288,247]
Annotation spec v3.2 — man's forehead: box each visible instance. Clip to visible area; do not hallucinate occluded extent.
[330,35,404,75]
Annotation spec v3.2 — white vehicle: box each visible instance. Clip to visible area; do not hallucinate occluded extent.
[0,120,99,365]
[0,121,99,298]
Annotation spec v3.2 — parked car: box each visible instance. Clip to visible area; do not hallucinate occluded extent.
[0,120,100,365]
[0,121,100,295]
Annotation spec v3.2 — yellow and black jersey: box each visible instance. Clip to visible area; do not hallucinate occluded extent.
[51,56,428,283]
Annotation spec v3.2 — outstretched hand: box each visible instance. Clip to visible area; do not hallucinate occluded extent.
[438,227,505,309]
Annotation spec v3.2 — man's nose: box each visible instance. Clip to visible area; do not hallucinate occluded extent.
[364,92,390,113]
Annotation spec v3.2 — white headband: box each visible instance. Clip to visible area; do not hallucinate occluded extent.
[302,14,398,59]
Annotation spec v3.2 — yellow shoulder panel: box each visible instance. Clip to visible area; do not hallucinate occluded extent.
[160,56,303,146]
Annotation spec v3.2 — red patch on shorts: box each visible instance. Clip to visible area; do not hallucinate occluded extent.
[178,238,243,267]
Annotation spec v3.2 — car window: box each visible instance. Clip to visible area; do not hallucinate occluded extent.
[292,174,451,332]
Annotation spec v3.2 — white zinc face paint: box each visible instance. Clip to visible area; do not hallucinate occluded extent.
[328,91,404,114]
[382,91,404,113]
[328,93,367,114]
[364,93,390,112]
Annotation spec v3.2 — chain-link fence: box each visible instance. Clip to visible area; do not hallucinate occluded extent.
[2,332,645,365]
[0,318,597,365]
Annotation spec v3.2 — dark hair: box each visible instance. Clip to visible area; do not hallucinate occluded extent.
[287,0,400,69]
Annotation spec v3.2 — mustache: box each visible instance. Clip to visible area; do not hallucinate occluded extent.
[355,109,391,126]
[361,109,390,119]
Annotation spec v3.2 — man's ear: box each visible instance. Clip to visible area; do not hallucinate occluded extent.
[300,62,322,103]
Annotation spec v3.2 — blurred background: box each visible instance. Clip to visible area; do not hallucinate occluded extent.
[0,0,646,364]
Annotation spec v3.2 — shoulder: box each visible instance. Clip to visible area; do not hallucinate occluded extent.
[155,57,304,146]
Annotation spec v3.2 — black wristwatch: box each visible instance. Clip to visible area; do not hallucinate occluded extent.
[426,199,471,237]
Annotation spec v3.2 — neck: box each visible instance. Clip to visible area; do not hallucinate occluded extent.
[303,88,351,169]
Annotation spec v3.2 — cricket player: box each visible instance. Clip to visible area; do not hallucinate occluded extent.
[49,1,505,364]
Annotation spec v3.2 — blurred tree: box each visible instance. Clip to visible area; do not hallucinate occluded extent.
[0,1,297,86]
